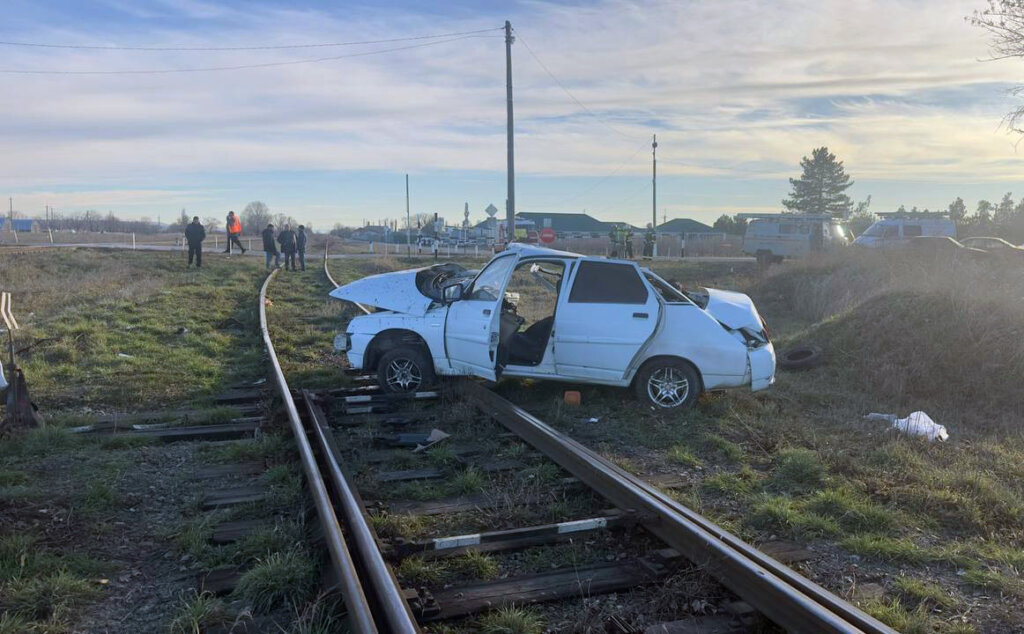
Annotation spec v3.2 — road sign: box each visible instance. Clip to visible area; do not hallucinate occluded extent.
[539,227,556,244]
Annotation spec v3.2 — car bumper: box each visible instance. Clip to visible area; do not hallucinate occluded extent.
[749,342,776,392]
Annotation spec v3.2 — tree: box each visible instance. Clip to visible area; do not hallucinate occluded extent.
[995,192,1015,224]
[847,195,874,236]
[241,201,271,235]
[947,197,967,223]
[204,216,220,234]
[712,214,735,234]
[971,3,1024,132]
[782,146,854,217]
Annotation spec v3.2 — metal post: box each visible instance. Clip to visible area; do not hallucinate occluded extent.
[48,229,53,244]
[505,20,516,243]
[406,174,411,256]
[652,134,658,257]
[132,233,136,250]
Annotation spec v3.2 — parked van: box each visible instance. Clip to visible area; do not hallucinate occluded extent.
[739,214,849,264]
[852,213,955,248]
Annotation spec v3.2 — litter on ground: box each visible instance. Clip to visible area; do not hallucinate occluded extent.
[866,411,949,442]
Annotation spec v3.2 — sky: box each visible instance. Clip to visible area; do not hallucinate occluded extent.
[2,0,1024,228]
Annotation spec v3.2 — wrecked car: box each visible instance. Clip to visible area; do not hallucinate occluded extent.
[330,244,775,410]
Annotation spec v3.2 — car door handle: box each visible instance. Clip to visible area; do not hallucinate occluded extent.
[633,312,649,319]
[483,309,491,316]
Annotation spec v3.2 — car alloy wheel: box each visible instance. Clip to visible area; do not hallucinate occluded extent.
[647,366,690,408]
[385,357,422,392]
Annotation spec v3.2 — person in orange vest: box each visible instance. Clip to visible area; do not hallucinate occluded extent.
[224,211,246,254]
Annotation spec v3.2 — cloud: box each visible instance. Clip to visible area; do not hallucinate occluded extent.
[1,0,1023,225]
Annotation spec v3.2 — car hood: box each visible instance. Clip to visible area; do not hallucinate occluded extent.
[703,288,764,331]
[329,269,434,316]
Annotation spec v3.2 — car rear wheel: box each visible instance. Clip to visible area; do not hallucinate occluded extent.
[635,359,700,410]
[377,347,434,393]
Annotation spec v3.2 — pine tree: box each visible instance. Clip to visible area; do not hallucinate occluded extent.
[947,197,967,223]
[782,147,854,217]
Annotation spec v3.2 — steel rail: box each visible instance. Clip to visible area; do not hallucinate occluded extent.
[303,391,421,633]
[258,269,377,632]
[463,381,896,634]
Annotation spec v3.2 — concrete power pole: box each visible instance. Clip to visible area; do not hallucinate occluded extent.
[505,20,516,244]
[652,134,658,257]
[405,174,411,256]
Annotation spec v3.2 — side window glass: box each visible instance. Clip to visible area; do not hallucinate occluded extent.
[903,225,923,238]
[569,261,648,304]
[882,225,899,238]
[468,256,516,301]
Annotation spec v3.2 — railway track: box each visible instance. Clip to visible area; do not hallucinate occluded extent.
[267,246,894,633]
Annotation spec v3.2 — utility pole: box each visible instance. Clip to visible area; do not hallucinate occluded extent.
[8,197,12,233]
[405,174,411,256]
[505,20,516,244]
[651,134,658,257]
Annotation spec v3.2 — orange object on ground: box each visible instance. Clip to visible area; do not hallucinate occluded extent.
[563,390,581,406]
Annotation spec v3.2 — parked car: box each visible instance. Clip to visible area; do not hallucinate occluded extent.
[740,214,849,265]
[906,236,990,260]
[330,244,775,410]
[853,213,955,248]
[960,236,1024,258]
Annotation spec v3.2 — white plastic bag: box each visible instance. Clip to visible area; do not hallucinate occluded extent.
[866,411,949,442]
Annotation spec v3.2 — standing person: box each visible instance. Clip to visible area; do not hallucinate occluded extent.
[625,227,635,258]
[262,223,280,269]
[278,223,297,271]
[296,225,308,271]
[432,238,439,261]
[185,216,206,268]
[224,211,246,254]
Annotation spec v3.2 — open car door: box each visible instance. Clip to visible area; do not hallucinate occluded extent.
[444,253,518,379]
[554,260,660,382]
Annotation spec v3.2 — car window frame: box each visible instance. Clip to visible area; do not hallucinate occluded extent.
[567,259,650,305]
[465,253,518,302]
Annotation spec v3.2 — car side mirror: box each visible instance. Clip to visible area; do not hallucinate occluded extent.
[442,283,463,304]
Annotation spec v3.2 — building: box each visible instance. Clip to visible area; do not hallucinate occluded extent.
[655,218,713,235]
[0,218,39,232]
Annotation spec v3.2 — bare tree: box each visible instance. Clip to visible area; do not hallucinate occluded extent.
[241,201,271,235]
[204,216,220,233]
[971,2,1024,131]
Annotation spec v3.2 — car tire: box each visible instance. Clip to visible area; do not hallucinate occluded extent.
[377,346,434,393]
[778,345,824,371]
[635,358,701,411]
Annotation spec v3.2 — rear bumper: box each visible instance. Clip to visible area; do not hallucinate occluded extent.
[749,342,776,392]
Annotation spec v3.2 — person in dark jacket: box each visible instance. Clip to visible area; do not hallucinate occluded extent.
[184,216,206,268]
[278,224,297,271]
[262,223,280,269]
[296,225,307,271]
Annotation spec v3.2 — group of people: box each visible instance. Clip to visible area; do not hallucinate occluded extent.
[261,222,307,271]
[183,210,307,271]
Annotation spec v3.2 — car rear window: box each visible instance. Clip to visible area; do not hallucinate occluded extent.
[569,261,648,304]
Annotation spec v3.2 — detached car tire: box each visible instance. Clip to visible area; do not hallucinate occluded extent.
[778,345,824,371]
[377,347,435,393]
[635,359,701,410]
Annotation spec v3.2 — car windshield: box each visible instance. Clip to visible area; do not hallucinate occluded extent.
[862,223,887,237]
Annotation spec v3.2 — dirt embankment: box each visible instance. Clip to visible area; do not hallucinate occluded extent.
[753,250,1024,429]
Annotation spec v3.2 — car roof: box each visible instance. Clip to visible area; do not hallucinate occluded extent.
[504,243,582,259]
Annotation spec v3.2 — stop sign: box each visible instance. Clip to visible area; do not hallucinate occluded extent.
[539,227,556,244]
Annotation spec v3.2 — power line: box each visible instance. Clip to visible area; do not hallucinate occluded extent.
[513,28,640,142]
[541,139,650,208]
[0,27,503,51]
[0,34,499,75]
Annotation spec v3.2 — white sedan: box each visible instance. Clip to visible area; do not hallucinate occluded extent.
[331,245,775,410]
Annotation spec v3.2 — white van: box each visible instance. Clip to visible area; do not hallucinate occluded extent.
[852,213,955,248]
[740,214,849,264]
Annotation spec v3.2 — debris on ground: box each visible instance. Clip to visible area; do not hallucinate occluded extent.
[376,428,451,451]
[413,428,451,453]
[564,390,582,406]
[865,411,949,441]
[117,352,135,358]
[778,345,824,371]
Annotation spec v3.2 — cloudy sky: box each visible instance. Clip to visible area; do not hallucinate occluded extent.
[2,0,1024,227]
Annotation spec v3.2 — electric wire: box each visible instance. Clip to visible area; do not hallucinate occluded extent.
[0,33,499,74]
[513,28,640,142]
[0,26,503,51]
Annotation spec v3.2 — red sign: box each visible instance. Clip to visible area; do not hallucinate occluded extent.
[539,227,556,244]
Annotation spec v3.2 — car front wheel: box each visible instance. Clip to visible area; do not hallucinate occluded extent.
[377,347,434,393]
[635,359,700,410]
